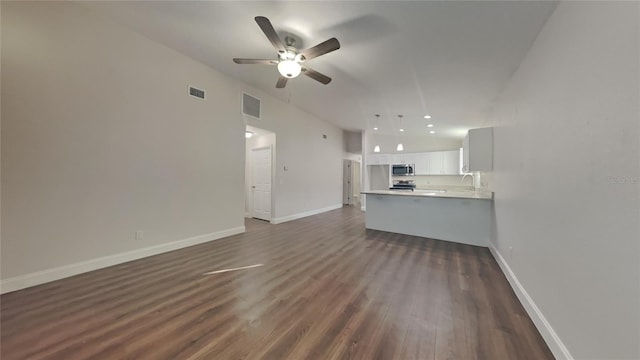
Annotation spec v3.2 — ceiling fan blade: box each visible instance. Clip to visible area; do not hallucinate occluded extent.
[233,58,278,65]
[302,67,332,85]
[300,38,340,60]
[276,76,288,88]
[255,16,286,53]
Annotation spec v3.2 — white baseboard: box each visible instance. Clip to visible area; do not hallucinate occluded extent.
[270,204,343,224]
[489,245,573,360]
[0,226,245,294]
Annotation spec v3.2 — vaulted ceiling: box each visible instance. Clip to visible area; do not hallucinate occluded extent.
[81,1,557,140]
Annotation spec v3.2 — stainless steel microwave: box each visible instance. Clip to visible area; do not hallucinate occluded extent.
[392,164,415,176]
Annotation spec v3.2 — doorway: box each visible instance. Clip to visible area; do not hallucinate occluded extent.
[343,159,361,207]
[245,125,275,222]
[251,147,272,220]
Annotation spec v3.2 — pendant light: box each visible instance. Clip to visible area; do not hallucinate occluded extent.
[373,114,381,153]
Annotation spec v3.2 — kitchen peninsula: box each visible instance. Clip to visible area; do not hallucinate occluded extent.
[362,189,493,247]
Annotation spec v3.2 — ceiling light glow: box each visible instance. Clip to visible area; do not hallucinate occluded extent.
[427,124,434,128]
[424,115,431,119]
[277,60,301,78]
[374,145,381,153]
[429,130,435,134]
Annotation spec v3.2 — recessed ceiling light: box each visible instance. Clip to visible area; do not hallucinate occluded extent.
[427,124,434,128]
[373,127,378,130]
[429,130,435,134]
[399,128,404,132]
[424,115,431,119]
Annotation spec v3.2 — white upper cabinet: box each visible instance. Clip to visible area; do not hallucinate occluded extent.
[370,150,460,175]
[414,153,429,175]
[378,154,392,165]
[443,150,460,175]
[427,152,444,175]
[463,127,493,172]
[403,153,417,166]
[366,154,391,165]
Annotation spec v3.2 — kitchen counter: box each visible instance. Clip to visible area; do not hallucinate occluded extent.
[362,189,493,247]
[362,189,493,200]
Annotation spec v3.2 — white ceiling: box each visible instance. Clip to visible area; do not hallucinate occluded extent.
[81,1,557,140]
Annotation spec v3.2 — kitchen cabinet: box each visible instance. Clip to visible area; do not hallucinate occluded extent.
[392,154,404,165]
[414,153,429,175]
[372,150,460,175]
[391,153,415,165]
[463,127,493,172]
[443,150,460,175]
[427,152,443,175]
[363,191,492,247]
[366,154,392,165]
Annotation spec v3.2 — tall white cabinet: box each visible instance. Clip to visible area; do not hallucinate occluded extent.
[463,127,493,172]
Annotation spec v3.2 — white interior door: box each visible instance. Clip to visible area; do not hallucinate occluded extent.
[343,160,353,205]
[251,147,272,221]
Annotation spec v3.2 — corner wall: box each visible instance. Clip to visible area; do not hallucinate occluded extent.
[242,90,344,222]
[1,1,345,290]
[489,2,639,359]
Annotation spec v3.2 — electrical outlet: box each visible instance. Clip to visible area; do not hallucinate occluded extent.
[135,231,144,241]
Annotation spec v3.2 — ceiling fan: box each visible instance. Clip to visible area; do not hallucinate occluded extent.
[233,16,340,89]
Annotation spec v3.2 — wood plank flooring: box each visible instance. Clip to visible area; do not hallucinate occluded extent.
[0,207,554,360]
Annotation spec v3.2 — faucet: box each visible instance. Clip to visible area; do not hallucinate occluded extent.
[461,172,475,190]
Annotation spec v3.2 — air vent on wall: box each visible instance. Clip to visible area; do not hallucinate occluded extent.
[242,92,261,119]
[189,86,205,100]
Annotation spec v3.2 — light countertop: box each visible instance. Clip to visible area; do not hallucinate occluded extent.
[362,189,493,200]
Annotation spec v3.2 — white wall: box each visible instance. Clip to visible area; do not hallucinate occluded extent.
[242,91,344,221]
[344,130,362,154]
[1,2,345,287]
[489,2,639,359]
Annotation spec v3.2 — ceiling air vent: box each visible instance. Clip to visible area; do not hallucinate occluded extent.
[242,92,261,119]
[189,86,205,100]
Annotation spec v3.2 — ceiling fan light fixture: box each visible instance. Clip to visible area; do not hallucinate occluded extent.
[277,60,302,78]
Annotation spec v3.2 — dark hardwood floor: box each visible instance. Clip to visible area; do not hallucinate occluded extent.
[1,206,554,360]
